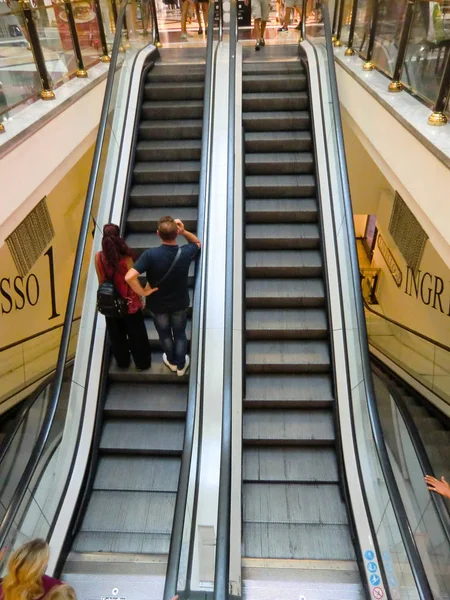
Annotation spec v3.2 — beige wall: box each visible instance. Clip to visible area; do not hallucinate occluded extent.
[0,142,95,404]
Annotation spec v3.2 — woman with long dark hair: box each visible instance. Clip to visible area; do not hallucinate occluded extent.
[95,223,154,370]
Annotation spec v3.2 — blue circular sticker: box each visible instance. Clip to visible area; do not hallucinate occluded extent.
[364,550,375,561]
[370,574,381,586]
[367,562,378,573]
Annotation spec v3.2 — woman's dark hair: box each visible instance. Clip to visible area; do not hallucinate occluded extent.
[101,223,135,267]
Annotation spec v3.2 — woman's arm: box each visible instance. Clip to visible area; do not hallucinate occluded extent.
[94,253,104,284]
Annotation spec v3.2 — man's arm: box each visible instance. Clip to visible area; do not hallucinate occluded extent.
[175,219,201,248]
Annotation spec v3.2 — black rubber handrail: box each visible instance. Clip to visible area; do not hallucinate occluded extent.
[313,4,433,598]
[0,0,148,551]
[363,296,450,353]
[372,359,450,544]
[162,4,219,599]
[213,3,237,600]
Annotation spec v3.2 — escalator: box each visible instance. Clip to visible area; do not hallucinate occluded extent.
[240,45,364,597]
[62,47,206,576]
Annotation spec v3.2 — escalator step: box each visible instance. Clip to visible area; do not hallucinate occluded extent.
[243,409,335,444]
[139,119,203,140]
[72,531,170,554]
[93,456,181,492]
[246,175,315,198]
[104,383,187,418]
[243,111,310,132]
[144,82,204,101]
[127,207,198,232]
[243,447,338,482]
[242,62,305,75]
[245,131,312,153]
[133,161,200,184]
[242,92,309,112]
[246,198,317,223]
[246,278,325,306]
[243,523,355,560]
[79,490,175,534]
[245,374,333,406]
[246,340,330,373]
[246,308,327,340]
[146,64,205,83]
[243,483,347,524]
[141,100,204,120]
[245,153,314,175]
[420,429,450,445]
[246,251,322,278]
[129,183,199,207]
[109,353,189,382]
[135,139,202,162]
[246,223,320,250]
[100,419,185,455]
[242,74,307,93]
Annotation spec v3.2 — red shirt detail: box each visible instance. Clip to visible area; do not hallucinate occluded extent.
[96,252,142,315]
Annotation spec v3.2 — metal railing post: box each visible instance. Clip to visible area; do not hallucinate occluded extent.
[428,50,450,125]
[64,0,87,77]
[388,0,415,91]
[334,0,345,46]
[93,0,111,61]
[299,0,307,41]
[363,0,379,70]
[149,0,161,46]
[20,0,55,99]
[344,0,358,55]
[332,0,340,39]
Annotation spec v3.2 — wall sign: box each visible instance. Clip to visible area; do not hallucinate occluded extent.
[377,235,403,287]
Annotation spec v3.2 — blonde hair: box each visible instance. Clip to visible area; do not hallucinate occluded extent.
[45,585,77,600]
[2,539,50,600]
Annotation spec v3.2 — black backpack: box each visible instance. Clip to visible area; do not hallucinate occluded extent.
[97,254,128,318]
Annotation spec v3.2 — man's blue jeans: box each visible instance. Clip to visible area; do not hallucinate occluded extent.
[152,309,188,369]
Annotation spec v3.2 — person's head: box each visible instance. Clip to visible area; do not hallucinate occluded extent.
[157,216,178,242]
[46,584,77,600]
[101,223,135,267]
[2,539,50,600]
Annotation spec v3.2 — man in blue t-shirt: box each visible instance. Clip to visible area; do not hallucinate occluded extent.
[125,216,201,376]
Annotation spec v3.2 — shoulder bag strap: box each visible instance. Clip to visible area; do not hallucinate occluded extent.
[153,247,182,287]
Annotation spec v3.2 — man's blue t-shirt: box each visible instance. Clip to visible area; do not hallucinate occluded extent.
[134,243,199,314]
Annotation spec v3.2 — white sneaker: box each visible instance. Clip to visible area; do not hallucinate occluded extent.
[177,355,190,377]
[163,353,177,372]
[180,32,191,40]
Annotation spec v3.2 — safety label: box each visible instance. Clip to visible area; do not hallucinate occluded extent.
[372,587,384,599]
[367,562,377,573]
[364,550,375,561]
[370,574,381,586]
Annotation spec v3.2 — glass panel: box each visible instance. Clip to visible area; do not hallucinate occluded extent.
[372,0,408,77]
[401,0,450,105]
[0,6,40,121]
[353,0,371,57]
[71,0,103,69]
[340,0,353,43]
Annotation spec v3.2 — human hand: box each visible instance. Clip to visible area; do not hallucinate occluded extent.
[144,286,159,297]
[175,219,185,234]
[425,475,450,499]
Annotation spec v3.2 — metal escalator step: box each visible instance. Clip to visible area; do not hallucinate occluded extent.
[243,523,355,560]
[141,100,204,120]
[129,183,199,207]
[246,278,325,306]
[109,353,189,382]
[245,152,314,175]
[245,131,312,153]
[243,447,338,482]
[72,531,170,554]
[135,139,202,162]
[127,207,198,232]
[139,119,202,140]
[79,490,175,534]
[420,429,450,445]
[243,483,347,524]
[246,223,320,249]
[246,199,317,223]
[147,66,205,83]
[100,419,184,455]
[425,445,450,465]
[243,92,309,112]
[246,251,322,278]
[93,456,181,492]
[242,61,305,75]
[243,409,335,444]
[104,383,187,418]
[246,340,330,373]
[145,318,192,349]
[144,82,204,101]
[246,175,315,198]
[245,374,333,406]
[246,309,327,340]
[243,111,310,132]
[242,74,307,93]
[133,161,200,184]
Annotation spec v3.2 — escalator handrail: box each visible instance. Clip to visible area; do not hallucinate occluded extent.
[213,2,237,599]
[0,0,152,550]
[305,5,434,598]
[372,359,450,543]
[363,296,450,353]
[162,3,219,598]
